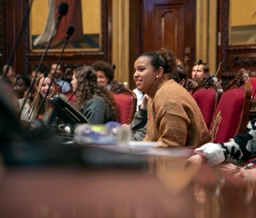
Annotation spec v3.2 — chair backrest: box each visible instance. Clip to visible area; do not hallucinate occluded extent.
[192,75,223,129]
[209,69,251,143]
[249,76,256,99]
[112,88,137,124]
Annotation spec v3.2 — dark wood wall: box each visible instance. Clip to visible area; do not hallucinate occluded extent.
[217,0,256,82]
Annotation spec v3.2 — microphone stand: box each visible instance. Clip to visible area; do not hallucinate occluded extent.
[35,34,71,119]
[19,7,67,118]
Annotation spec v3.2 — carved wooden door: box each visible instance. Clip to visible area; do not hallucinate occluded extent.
[139,0,196,71]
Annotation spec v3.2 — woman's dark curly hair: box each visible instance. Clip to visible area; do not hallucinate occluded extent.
[91,61,114,84]
[73,65,119,121]
[139,47,176,74]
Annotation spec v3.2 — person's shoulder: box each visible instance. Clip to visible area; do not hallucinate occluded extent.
[88,95,105,105]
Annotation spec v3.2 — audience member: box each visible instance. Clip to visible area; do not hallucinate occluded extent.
[191,62,209,82]
[13,74,31,99]
[129,64,188,141]
[132,47,210,147]
[50,63,71,93]
[191,118,256,166]
[133,88,144,111]
[2,65,16,85]
[91,61,114,89]
[31,62,50,80]
[19,74,58,122]
[70,65,118,124]
[171,64,187,87]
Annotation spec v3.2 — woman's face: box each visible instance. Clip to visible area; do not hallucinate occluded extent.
[71,73,78,92]
[133,56,161,93]
[38,77,55,98]
[13,78,28,99]
[96,70,109,87]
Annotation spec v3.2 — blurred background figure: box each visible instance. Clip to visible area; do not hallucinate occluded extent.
[20,74,58,122]
[2,65,16,85]
[13,74,31,99]
[50,63,71,93]
[91,60,114,89]
[191,62,209,82]
[171,64,187,87]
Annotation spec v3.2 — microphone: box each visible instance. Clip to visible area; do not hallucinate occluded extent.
[19,3,69,118]
[58,68,71,95]
[65,25,75,40]
[68,70,92,102]
[215,62,222,77]
[57,2,69,19]
[224,56,239,89]
[35,25,75,119]
[112,65,116,71]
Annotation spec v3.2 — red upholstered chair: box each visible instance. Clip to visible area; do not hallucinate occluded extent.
[249,76,256,100]
[192,75,222,129]
[112,88,137,125]
[210,69,251,143]
[64,90,75,104]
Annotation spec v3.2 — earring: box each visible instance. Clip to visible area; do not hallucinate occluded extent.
[156,76,159,79]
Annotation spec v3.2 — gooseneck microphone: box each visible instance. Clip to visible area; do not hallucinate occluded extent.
[35,25,75,119]
[19,2,69,118]
[57,2,69,19]
[58,68,71,95]
[215,62,222,77]
[224,56,239,89]
[68,70,92,102]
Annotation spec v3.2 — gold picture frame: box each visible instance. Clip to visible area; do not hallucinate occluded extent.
[29,0,101,52]
[229,0,256,45]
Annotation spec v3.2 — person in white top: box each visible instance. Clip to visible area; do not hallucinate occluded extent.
[50,63,71,93]
[133,88,144,111]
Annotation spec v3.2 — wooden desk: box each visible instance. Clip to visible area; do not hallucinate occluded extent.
[0,146,255,218]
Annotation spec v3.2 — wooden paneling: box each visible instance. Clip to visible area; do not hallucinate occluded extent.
[218,0,256,84]
[138,0,195,73]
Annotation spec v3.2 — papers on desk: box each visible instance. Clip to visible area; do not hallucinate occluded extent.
[87,141,193,157]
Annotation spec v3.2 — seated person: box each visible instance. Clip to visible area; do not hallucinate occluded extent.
[133,88,144,111]
[192,118,256,166]
[131,48,210,148]
[129,64,188,141]
[19,74,58,122]
[50,63,71,93]
[191,62,209,83]
[13,74,31,99]
[2,64,16,85]
[70,65,119,124]
[91,61,114,89]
